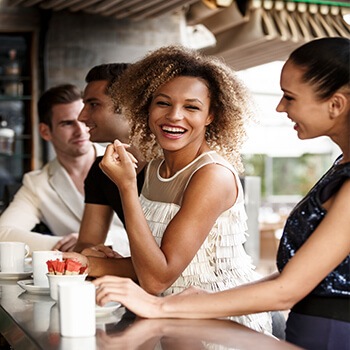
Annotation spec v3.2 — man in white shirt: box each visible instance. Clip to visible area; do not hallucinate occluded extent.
[0,84,127,253]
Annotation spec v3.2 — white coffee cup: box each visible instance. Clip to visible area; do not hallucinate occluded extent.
[59,281,96,338]
[0,242,29,272]
[32,251,62,287]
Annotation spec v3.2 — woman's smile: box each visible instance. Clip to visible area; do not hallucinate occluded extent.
[160,124,187,139]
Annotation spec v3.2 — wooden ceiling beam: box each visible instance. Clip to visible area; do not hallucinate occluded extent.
[127,0,198,20]
[39,0,66,10]
[8,0,202,21]
[51,0,84,10]
[83,0,124,14]
[12,0,43,6]
[69,0,102,12]
[102,0,164,17]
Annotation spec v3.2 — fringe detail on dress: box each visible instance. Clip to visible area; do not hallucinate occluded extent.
[140,195,272,334]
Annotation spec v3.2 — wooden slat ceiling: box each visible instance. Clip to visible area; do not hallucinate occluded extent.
[9,0,201,20]
[188,0,350,70]
[8,0,350,70]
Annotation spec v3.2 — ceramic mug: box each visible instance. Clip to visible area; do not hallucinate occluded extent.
[59,281,96,337]
[0,242,29,272]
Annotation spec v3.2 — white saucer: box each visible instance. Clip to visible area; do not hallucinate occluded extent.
[0,271,33,280]
[95,301,121,316]
[17,279,50,295]
[18,290,54,303]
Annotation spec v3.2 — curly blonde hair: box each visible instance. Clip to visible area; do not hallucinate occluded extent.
[109,45,254,172]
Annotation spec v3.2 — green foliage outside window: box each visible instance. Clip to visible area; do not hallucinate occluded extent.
[242,153,333,200]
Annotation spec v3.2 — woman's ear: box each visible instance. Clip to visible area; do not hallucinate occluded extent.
[205,113,214,126]
[39,123,52,141]
[329,92,348,119]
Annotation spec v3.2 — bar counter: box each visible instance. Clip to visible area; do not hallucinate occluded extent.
[0,280,301,350]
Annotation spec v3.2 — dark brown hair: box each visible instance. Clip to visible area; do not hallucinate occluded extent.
[38,84,82,128]
[85,63,130,96]
[288,37,350,100]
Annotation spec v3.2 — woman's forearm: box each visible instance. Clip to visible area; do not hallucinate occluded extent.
[120,186,171,292]
[88,256,137,280]
[157,277,293,319]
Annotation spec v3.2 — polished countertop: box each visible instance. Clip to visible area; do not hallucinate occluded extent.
[0,279,301,350]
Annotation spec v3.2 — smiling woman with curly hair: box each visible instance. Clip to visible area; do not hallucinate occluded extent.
[65,45,272,335]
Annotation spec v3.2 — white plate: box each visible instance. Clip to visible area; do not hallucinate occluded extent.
[0,271,33,280]
[17,279,50,295]
[95,302,121,316]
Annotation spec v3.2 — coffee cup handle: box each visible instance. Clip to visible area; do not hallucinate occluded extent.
[24,244,30,258]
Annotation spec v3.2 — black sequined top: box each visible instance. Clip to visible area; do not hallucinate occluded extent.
[277,157,350,297]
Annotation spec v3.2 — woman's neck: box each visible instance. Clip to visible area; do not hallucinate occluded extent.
[161,143,211,178]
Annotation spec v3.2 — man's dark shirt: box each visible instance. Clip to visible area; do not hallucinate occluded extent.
[84,156,145,225]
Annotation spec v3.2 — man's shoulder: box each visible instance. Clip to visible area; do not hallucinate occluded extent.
[22,158,62,184]
[85,156,104,185]
[85,157,145,192]
[89,155,104,172]
[23,162,50,179]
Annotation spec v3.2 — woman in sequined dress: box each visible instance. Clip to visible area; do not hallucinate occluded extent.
[93,38,350,350]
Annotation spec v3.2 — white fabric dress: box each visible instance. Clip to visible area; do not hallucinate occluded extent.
[140,151,272,334]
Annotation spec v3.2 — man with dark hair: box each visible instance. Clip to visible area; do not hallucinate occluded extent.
[75,63,146,256]
[0,84,109,253]
[79,63,131,143]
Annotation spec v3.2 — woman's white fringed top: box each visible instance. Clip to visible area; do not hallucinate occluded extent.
[140,151,272,334]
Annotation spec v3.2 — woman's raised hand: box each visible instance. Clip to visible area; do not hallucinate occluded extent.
[99,139,138,189]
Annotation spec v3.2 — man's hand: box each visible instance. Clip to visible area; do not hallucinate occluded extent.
[52,233,79,252]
